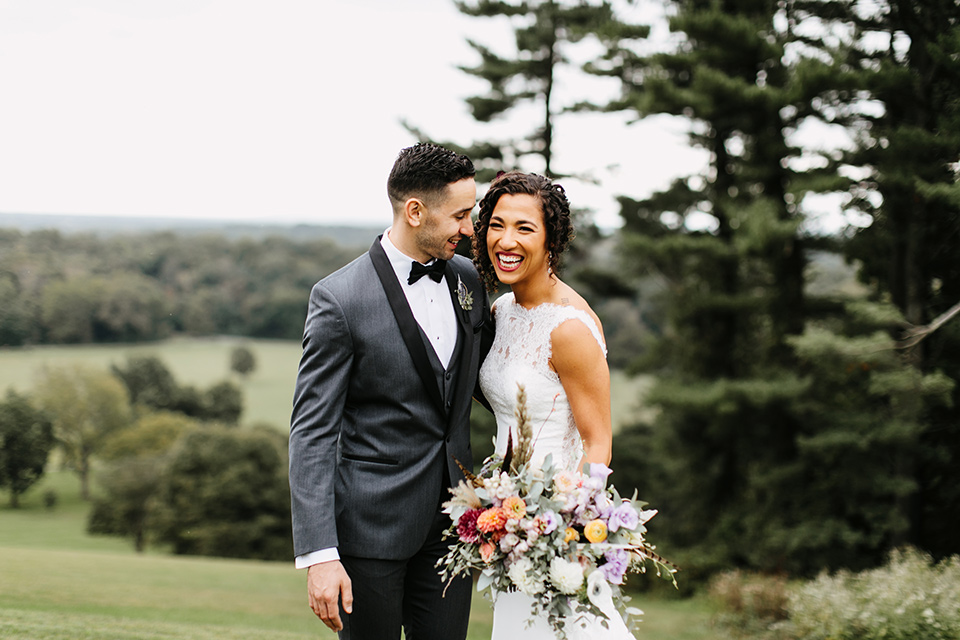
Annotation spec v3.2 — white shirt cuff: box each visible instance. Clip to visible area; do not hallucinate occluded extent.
[295,547,340,569]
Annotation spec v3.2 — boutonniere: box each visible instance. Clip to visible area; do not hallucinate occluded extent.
[456,275,474,311]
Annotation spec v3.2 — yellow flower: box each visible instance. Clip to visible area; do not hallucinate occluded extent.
[564,527,580,543]
[501,495,527,519]
[584,519,608,543]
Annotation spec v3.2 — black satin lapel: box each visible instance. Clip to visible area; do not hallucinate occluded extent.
[445,263,476,418]
[368,238,444,412]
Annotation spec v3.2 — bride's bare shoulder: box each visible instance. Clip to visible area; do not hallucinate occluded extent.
[555,282,604,336]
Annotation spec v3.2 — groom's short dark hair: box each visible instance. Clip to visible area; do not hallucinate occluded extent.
[387,143,475,211]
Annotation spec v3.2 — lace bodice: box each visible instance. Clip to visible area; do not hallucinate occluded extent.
[479,292,607,472]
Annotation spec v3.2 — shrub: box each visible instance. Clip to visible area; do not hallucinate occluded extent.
[710,570,789,639]
[149,426,292,560]
[784,548,960,640]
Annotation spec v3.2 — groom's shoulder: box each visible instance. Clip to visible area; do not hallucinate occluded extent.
[449,254,480,281]
[313,251,373,293]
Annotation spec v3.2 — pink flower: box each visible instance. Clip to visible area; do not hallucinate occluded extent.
[457,508,482,543]
[480,541,496,563]
[499,533,521,553]
[553,470,580,493]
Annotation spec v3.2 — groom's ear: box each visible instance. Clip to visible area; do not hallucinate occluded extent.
[403,197,425,228]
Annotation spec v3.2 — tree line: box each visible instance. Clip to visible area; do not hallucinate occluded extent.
[0,230,365,346]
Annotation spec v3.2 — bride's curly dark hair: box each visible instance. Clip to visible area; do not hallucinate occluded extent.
[472,172,574,293]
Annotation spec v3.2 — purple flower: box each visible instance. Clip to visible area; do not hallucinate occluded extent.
[600,549,629,585]
[607,503,639,533]
[587,463,613,483]
[538,511,560,534]
[575,504,601,526]
[595,494,615,519]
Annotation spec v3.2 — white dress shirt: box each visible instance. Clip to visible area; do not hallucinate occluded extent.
[295,230,458,569]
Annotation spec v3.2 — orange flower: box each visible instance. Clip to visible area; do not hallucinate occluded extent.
[477,508,508,534]
[564,527,581,543]
[584,519,608,543]
[501,496,527,519]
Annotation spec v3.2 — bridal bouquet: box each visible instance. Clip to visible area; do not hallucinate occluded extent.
[439,386,677,639]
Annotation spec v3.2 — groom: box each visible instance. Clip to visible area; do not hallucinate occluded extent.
[289,143,488,639]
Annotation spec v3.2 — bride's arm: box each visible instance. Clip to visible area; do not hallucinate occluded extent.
[550,318,612,472]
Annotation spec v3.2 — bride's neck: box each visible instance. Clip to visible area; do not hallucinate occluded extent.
[510,273,561,309]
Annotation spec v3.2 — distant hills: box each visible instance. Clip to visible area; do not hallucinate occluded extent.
[0,212,383,248]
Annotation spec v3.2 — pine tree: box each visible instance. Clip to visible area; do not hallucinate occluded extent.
[407,0,648,181]
[606,0,960,572]
[598,0,912,574]
[809,0,960,557]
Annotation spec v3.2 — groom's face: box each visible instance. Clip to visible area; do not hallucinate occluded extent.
[415,177,477,261]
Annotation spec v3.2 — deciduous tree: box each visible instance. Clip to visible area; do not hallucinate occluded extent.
[229,345,257,378]
[34,365,131,500]
[0,390,54,508]
[149,426,292,560]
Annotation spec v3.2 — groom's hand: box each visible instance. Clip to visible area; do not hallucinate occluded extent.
[307,560,353,632]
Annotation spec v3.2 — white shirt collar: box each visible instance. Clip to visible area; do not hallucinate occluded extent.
[381,228,440,285]
[379,228,457,368]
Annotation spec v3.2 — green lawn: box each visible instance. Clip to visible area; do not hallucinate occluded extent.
[0,339,697,639]
[0,544,706,640]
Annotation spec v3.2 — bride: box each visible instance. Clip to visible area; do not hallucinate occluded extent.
[473,172,625,638]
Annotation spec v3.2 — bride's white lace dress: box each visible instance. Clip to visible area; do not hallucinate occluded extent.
[479,293,631,639]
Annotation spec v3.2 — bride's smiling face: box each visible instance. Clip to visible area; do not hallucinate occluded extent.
[486,193,549,285]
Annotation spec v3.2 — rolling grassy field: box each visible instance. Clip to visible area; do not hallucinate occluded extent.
[0,337,654,433]
[0,338,300,429]
[0,339,707,639]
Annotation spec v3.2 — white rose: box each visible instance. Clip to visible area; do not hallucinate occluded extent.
[508,558,544,596]
[549,557,584,595]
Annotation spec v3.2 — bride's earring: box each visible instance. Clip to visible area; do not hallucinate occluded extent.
[547,252,553,275]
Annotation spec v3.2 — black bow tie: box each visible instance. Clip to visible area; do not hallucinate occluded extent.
[408,259,446,285]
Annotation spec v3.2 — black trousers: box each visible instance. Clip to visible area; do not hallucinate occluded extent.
[338,509,472,640]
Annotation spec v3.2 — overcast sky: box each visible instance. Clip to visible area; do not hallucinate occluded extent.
[0,0,713,229]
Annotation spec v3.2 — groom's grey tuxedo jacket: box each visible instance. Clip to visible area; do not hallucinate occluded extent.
[289,238,489,560]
